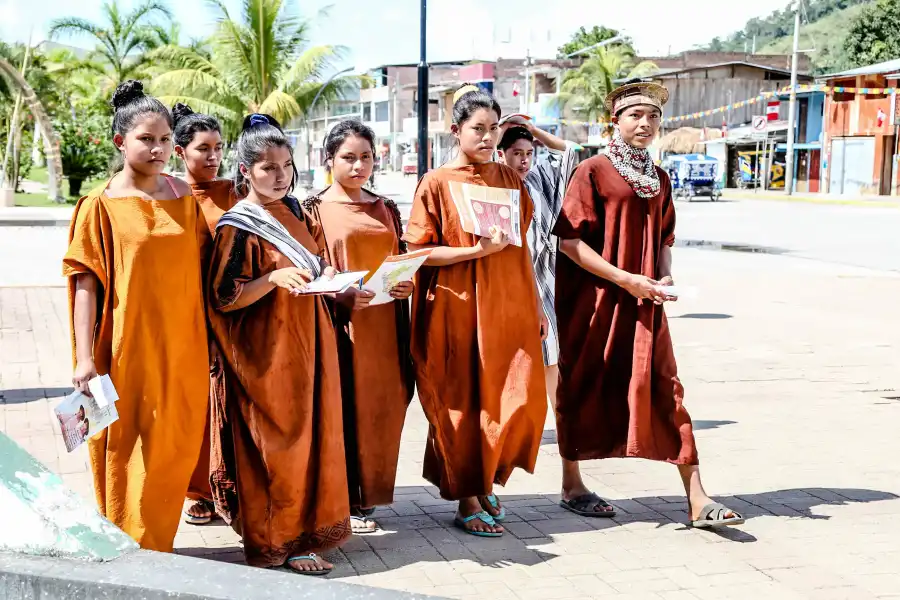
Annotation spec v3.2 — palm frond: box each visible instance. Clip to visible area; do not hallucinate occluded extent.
[258,89,302,123]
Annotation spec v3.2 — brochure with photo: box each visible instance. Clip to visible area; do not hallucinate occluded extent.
[363,249,433,306]
[447,181,522,247]
[55,383,119,453]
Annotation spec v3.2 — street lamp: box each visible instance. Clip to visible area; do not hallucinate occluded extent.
[306,66,354,172]
[417,0,429,179]
[564,34,626,58]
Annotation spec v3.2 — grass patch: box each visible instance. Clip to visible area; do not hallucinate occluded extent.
[13,175,105,207]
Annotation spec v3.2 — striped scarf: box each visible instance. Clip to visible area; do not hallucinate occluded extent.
[607,130,660,198]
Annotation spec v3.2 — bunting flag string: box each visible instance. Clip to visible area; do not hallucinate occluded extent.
[556,84,899,128]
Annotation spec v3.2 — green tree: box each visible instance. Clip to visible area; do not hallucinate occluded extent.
[557,25,632,58]
[843,0,900,67]
[150,0,350,135]
[558,47,657,122]
[48,0,173,92]
[56,115,115,197]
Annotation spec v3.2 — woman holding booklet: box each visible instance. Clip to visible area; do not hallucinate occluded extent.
[206,114,356,575]
[302,120,414,535]
[403,85,548,537]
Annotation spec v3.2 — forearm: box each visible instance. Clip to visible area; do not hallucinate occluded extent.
[559,239,631,287]
[408,242,489,266]
[220,275,276,312]
[657,245,673,279]
[530,126,567,152]
[73,274,98,363]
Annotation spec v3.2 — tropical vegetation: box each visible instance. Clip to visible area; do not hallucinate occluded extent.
[558,47,656,123]
[0,0,353,205]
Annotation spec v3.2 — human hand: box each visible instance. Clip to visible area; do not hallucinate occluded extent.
[342,287,376,310]
[621,274,669,305]
[476,226,510,256]
[389,280,415,299]
[322,266,337,280]
[539,310,549,341]
[656,276,678,302]
[73,360,98,397]
[268,267,313,295]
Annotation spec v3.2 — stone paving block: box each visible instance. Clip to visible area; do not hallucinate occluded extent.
[502,521,548,540]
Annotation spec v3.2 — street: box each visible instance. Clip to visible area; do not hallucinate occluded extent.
[1,192,899,599]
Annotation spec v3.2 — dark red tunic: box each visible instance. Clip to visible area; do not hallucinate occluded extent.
[552,155,698,465]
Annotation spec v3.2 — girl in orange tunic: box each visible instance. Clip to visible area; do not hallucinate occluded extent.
[207,114,352,575]
[63,80,209,552]
[403,86,548,537]
[172,103,236,526]
[303,120,414,535]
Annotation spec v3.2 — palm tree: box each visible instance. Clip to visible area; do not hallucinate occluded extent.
[150,0,351,135]
[0,57,64,202]
[560,47,657,123]
[48,0,173,93]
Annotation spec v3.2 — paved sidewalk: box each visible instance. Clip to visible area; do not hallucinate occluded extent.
[2,247,900,599]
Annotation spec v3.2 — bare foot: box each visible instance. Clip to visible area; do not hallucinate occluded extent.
[477,494,504,519]
[183,499,212,523]
[561,486,616,515]
[285,554,332,574]
[350,511,378,534]
[457,497,503,535]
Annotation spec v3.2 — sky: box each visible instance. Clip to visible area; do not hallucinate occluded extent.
[0,0,795,71]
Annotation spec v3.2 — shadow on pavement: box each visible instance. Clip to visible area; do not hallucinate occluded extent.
[174,486,899,574]
[0,387,70,405]
[693,419,738,430]
[671,313,733,320]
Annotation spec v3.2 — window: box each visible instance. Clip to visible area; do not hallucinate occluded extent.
[375,101,389,122]
[362,103,372,122]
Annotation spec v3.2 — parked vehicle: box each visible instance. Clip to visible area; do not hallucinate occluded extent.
[663,154,721,201]
[402,153,417,177]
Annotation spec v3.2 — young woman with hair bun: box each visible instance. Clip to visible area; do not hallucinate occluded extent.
[206,113,354,575]
[303,119,413,535]
[63,80,209,552]
[402,85,548,537]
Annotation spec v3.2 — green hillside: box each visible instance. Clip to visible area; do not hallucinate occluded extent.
[759,3,867,73]
[702,0,873,74]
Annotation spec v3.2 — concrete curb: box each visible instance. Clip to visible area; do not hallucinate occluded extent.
[0,551,444,600]
[723,190,900,208]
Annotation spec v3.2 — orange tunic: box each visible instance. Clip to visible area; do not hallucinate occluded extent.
[304,193,412,509]
[187,179,238,503]
[552,156,697,464]
[62,184,210,552]
[402,163,547,500]
[207,198,350,567]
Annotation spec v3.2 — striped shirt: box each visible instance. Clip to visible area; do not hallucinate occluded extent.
[525,143,580,366]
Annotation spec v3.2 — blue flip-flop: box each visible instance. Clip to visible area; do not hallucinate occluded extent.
[481,493,506,521]
[454,510,503,537]
[284,553,332,576]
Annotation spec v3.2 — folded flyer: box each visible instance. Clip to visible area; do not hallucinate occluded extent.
[55,381,119,453]
[298,270,369,295]
[363,249,433,306]
[447,181,523,247]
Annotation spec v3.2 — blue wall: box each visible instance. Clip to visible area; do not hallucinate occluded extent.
[805,93,824,144]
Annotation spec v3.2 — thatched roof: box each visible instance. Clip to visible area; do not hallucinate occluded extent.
[657,127,723,154]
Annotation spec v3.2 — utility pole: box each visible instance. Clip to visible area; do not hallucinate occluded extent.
[523,49,533,116]
[416,0,429,179]
[784,3,801,195]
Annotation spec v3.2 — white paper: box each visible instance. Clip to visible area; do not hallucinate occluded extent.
[298,270,369,295]
[87,374,119,408]
[54,390,119,453]
[655,285,698,299]
[363,249,433,306]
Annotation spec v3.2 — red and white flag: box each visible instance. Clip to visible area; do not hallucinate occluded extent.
[512,82,521,97]
[767,100,780,121]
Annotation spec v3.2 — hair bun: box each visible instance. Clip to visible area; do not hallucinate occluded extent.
[111,80,145,110]
[172,102,195,124]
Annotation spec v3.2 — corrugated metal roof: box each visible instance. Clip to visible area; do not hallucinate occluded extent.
[822,58,900,79]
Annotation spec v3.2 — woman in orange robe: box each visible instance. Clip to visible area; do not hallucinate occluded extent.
[303,120,413,534]
[171,103,237,525]
[64,81,209,552]
[207,114,351,575]
[552,81,743,529]
[403,86,548,537]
